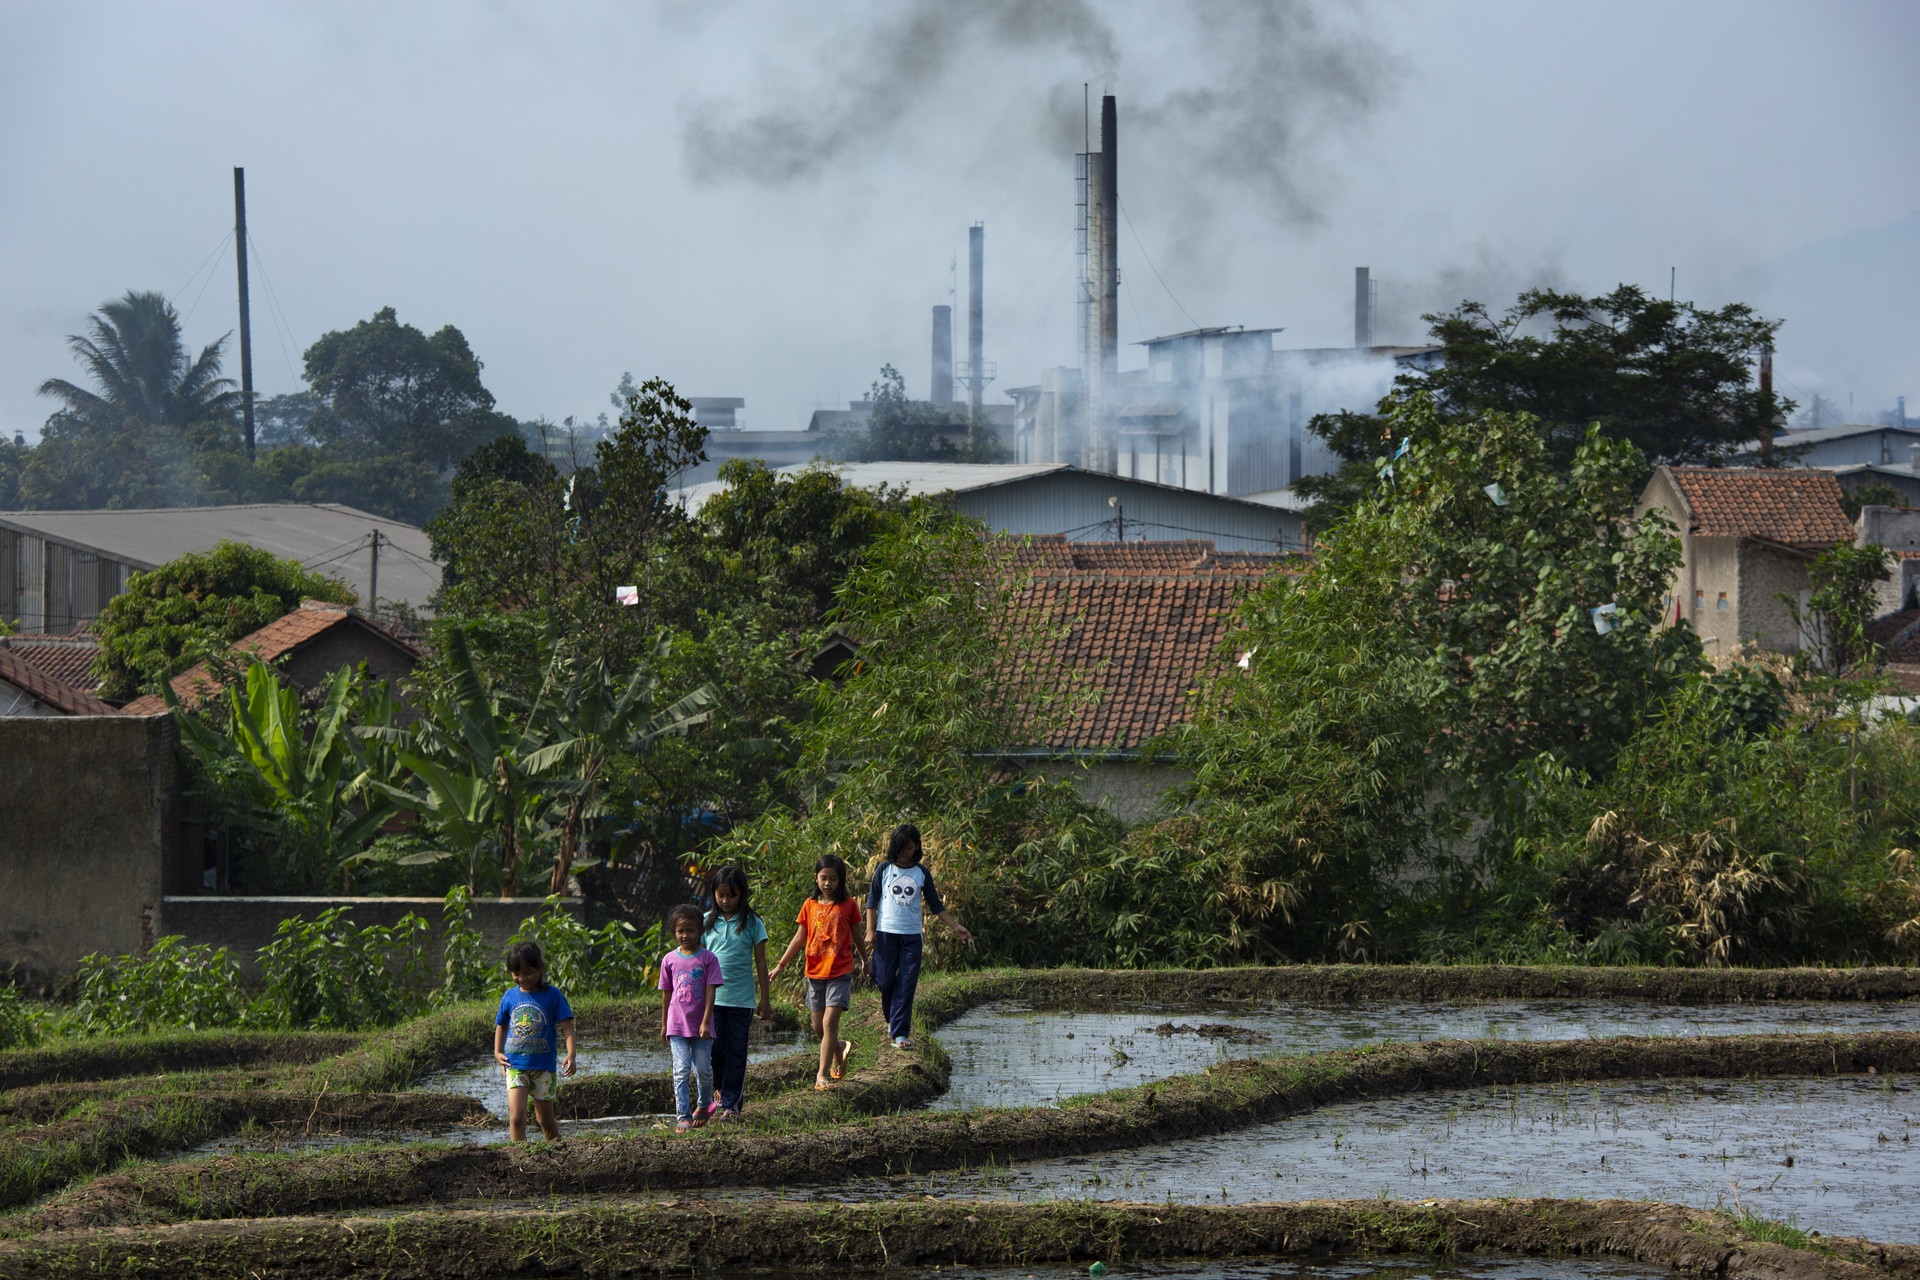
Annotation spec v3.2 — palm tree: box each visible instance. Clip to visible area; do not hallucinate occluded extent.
[38,291,241,431]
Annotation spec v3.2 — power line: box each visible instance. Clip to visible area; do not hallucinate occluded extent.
[244,231,303,386]
[170,230,234,308]
[178,231,235,329]
[1117,198,1200,330]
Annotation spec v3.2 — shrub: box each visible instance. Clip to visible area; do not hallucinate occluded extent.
[75,937,249,1034]
[0,985,37,1050]
[508,896,660,997]
[437,886,498,1004]
[258,907,429,1030]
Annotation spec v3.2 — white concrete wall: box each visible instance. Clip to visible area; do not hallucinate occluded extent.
[1037,760,1191,824]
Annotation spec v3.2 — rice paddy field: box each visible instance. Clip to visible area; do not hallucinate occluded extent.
[4,965,1920,1280]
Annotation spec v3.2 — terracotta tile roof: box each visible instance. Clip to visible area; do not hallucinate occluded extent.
[0,635,102,693]
[1003,540,1292,752]
[0,646,117,716]
[120,600,417,716]
[1663,467,1855,547]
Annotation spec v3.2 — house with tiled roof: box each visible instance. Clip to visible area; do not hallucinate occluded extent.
[997,535,1289,819]
[120,600,418,716]
[0,625,102,694]
[0,645,117,717]
[1635,466,1859,658]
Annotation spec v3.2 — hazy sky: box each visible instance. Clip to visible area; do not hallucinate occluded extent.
[3,0,1916,443]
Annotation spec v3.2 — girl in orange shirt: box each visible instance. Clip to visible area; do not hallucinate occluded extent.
[770,853,869,1091]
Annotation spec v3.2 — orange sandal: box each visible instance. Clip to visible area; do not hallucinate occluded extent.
[829,1039,854,1080]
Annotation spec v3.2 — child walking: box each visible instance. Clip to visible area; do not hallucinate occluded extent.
[865,823,972,1049]
[769,853,868,1091]
[493,940,577,1143]
[659,903,724,1132]
[703,865,772,1121]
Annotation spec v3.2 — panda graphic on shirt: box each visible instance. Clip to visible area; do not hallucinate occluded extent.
[874,863,942,934]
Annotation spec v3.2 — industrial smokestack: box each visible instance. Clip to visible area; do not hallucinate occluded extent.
[1354,267,1371,348]
[931,305,953,405]
[1091,93,1119,473]
[1759,344,1775,464]
[968,224,984,413]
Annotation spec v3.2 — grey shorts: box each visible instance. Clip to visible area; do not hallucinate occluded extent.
[805,974,852,1011]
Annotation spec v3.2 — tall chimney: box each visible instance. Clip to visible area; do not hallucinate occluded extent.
[968,224,984,413]
[1758,343,1775,464]
[931,305,953,405]
[1092,93,1119,473]
[1354,267,1371,348]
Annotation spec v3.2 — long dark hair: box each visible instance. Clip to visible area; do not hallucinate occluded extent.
[705,864,759,934]
[885,823,923,866]
[813,853,849,904]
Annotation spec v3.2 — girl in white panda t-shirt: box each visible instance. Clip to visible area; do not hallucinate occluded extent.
[863,822,973,1049]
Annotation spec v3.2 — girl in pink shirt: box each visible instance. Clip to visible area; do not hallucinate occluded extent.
[658,903,724,1131]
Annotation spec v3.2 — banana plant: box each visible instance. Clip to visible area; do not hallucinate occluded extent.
[523,634,717,895]
[363,626,553,897]
[167,662,395,891]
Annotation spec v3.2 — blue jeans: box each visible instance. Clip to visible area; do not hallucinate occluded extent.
[668,1035,713,1121]
[871,931,923,1041]
[709,1005,754,1113]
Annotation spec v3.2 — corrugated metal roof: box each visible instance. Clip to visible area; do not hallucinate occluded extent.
[0,504,440,610]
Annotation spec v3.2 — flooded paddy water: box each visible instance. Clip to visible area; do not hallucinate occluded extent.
[837,1074,1920,1246]
[932,998,1920,1111]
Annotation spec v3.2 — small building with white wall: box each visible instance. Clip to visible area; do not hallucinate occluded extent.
[1635,466,1857,659]
[674,461,1303,554]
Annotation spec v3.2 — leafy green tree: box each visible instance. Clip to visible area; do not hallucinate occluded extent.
[841,365,1007,463]
[426,377,704,648]
[1386,397,1704,795]
[1172,397,1703,959]
[692,459,909,625]
[92,541,355,700]
[1298,285,1786,530]
[1789,543,1894,676]
[301,306,515,470]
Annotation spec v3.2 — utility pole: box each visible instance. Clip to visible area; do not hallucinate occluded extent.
[233,167,256,462]
[367,529,381,615]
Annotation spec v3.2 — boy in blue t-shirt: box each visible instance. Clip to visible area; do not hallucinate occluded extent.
[493,940,576,1143]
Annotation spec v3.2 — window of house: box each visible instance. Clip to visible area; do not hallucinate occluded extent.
[1716,592,1729,611]
[1694,590,1705,610]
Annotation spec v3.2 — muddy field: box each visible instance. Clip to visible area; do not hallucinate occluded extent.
[3,966,1920,1278]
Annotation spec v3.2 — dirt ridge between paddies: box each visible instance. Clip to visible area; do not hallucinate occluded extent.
[15,1028,1916,1233]
[911,964,1920,1019]
[4,1197,1917,1280]
[0,1031,359,1091]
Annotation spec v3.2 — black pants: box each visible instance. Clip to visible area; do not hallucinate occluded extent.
[710,1005,754,1112]
[872,931,924,1042]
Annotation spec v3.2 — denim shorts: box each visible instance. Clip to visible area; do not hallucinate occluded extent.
[805,974,852,1011]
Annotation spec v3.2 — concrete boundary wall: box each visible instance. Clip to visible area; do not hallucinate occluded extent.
[0,715,189,989]
[159,896,585,979]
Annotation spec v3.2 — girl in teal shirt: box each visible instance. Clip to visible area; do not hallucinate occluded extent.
[702,865,772,1120]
